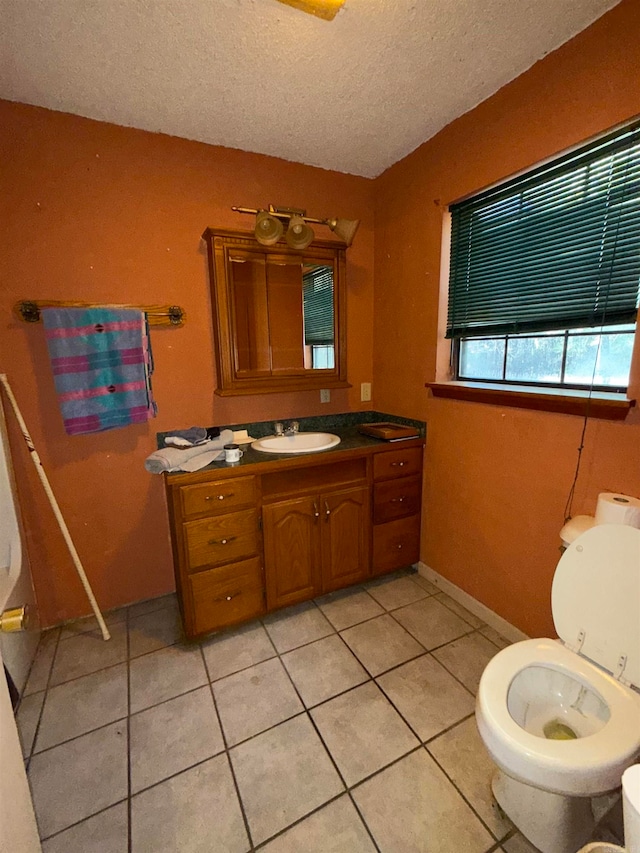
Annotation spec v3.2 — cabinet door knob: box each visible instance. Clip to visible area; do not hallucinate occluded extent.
[397,544,403,549]
[313,502,320,519]
[324,501,331,519]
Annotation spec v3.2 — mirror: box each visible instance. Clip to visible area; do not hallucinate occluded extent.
[203,229,348,395]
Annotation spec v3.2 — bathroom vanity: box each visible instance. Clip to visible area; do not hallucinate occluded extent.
[164,430,424,639]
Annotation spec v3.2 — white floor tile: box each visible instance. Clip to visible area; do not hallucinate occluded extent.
[259,795,376,852]
[353,748,494,853]
[427,716,512,839]
[41,802,128,853]
[230,714,343,845]
[35,664,127,752]
[130,686,224,793]
[281,634,368,707]
[29,721,128,839]
[212,657,302,746]
[377,654,475,741]
[129,644,207,713]
[310,682,419,786]
[201,621,276,681]
[316,587,384,630]
[393,597,472,650]
[340,613,425,676]
[49,622,128,686]
[131,754,249,853]
[433,632,501,695]
[263,602,334,653]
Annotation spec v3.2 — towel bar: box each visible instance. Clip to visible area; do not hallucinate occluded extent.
[15,300,185,326]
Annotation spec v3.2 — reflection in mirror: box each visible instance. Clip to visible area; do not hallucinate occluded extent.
[203,228,347,396]
[303,263,335,370]
[230,253,269,373]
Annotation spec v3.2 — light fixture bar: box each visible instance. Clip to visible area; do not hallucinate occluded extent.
[232,204,360,247]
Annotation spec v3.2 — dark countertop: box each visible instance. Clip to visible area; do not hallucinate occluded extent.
[160,412,426,483]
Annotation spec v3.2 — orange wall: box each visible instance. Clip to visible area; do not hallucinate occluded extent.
[1,103,375,626]
[374,0,640,637]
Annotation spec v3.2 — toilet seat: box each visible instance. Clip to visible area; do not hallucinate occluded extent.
[476,638,640,796]
[552,525,640,688]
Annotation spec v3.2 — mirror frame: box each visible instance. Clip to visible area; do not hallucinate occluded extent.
[203,228,349,396]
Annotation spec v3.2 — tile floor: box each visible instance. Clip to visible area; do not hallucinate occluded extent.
[15,570,555,851]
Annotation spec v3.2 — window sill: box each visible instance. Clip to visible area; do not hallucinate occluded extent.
[426,381,635,420]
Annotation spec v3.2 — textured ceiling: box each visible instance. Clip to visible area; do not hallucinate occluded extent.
[0,0,621,178]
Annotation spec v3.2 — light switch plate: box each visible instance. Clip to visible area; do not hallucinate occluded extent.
[360,382,372,402]
[320,389,331,403]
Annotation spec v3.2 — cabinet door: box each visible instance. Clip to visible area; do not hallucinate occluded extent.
[263,497,321,610]
[321,485,370,594]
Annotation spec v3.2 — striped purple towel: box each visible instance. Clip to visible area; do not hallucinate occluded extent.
[42,307,157,435]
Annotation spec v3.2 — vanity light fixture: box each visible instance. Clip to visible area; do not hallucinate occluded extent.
[275,0,346,22]
[254,209,283,245]
[286,215,314,250]
[232,204,360,248]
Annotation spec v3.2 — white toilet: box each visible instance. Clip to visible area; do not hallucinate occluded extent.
[476,524,640,853]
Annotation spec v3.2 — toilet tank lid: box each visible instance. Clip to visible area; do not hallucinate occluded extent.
[552,525,640,689]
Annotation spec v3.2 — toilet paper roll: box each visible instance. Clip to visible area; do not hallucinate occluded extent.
[595,492,640,528]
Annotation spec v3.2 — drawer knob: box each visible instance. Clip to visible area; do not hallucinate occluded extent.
[208,536,237,545]
[390,496,405,503]
[391,461,406,467]
[204,492,235,502]
[214,591,240,603]
[397,544,403,549]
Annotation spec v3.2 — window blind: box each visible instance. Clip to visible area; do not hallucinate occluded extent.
[302,266,334,345]
[446,123,640,339]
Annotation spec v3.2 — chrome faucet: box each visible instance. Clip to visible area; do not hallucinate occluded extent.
[273,420,299,436]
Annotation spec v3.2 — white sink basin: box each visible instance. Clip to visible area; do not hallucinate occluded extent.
[251,433,341,454]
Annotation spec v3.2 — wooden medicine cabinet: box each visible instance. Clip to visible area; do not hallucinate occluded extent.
[203,228,349,395]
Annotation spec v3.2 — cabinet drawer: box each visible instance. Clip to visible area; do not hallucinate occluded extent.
[188,557,264,635]
[373,447,423,481]
[184,509,258,571]
[372,515,421,575]
[180,476,257,518]
[373,476,421,524]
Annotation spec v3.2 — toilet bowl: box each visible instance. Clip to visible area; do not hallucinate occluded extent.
[475,524,640,853]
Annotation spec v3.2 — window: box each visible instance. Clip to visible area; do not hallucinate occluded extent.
[447,123,640,392]
[310,344,335,369]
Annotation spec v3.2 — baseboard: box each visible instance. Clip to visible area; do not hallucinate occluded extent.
[416,562,529,644]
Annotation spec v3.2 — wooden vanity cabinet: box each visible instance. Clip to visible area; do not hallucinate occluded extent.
[166,474,265,638]
[165,440,422,639]
[262,483,369,610]
[371,446,422,576]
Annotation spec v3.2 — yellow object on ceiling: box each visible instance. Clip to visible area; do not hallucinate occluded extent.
[275,0,346,21]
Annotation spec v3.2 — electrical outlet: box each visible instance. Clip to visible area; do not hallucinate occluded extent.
[320,389,331,403]
[360,382,372,402]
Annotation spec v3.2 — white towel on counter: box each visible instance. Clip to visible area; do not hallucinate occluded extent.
[144,430,233,473]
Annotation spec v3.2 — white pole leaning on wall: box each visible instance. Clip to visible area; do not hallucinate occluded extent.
[0,374,110,641]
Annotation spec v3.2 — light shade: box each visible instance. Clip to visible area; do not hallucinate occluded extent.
[275,0,346,21]
[255,210,284,245]
[286,215,315,250]
[326,217,360,247]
